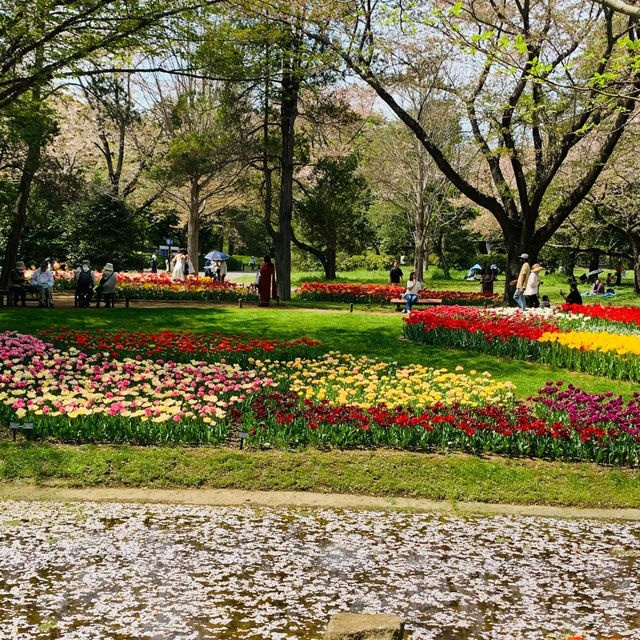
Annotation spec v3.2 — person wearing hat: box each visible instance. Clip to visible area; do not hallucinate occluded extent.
[30,260,55,307]
[524,263,544,309]
[95,263,118,308]
[512,253,530,311]
[8,261,28,306]
[75,259,96,307]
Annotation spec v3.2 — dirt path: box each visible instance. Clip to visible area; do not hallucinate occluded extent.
[30,292,397,314]
[1,484,639,520]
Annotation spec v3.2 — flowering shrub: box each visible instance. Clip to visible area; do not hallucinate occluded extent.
[0,332,272,444]
[404,306,640,381]
[39,328,322,364]
[296,282,500,305]
[115,272,257,301]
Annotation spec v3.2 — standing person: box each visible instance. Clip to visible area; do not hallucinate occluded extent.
[213,260,221,281]
[258,255,278,307]
[31,260,55,307]
[219,258,227,283]
[171,252,185,280]
[249,256,257,271]
[524,263,544,308]
[402,271,422,314]
[481,269,495,295]
[150,254,158,273]
[8,261,28,306]
[75,260,95,307]
[389,260,403,285]
[615,261,623,286]
[512,253,530,311]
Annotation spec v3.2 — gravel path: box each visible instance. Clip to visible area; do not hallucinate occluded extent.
[0,500,638,639]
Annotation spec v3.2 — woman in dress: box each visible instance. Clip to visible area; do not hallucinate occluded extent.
[171,252,185,280]
[258,255,278,306]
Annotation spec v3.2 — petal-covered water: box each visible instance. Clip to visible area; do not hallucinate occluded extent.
[0,501,638,639]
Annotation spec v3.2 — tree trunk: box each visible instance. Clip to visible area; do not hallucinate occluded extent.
[187,180,200,275]
[414,241,426,282]
[0,131,42,288]
[436,233,450,280]
[588,249,600,274]
[274,37,300,302]
[323,248,336,280]
[632,238,640,294]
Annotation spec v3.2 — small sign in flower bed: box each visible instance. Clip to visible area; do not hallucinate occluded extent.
[403,306,640,381]
[296,282,500,305]
[39,328,322,365]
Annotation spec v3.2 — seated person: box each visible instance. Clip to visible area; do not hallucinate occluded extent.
[591,279,605,295]
[402,271,422,314]
[29,261,54,307]
[95,262,117,307]
[560,283,583,305]
[8,261,28,306]
[75,260,95,307]
[540,295,551,308]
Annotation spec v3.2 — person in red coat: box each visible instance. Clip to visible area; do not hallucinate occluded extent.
[258,255,278,306]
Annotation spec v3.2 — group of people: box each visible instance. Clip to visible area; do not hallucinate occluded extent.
[8,261,55,307]
[204,259,227,282]
[514,253,589,311]
[389,261,423,313]
[74,260,118,308]
[8,259,117,308]
[170,252,195,281]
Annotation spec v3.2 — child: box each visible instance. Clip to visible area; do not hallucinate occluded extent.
[540,295,551,308]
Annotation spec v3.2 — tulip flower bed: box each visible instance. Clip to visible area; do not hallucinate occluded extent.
[255,352,516,407]
[39,328,322,365]
[6,331,640,464]
[231,378,640,464]
[0,332,273,444]
[562,302,640,327]
[296,282,500,305]
[404,306,640,381]
[115,272,257,301]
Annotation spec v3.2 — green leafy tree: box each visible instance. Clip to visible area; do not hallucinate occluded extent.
[292,154,371,279]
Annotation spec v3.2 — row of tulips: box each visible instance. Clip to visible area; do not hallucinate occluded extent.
[114,273,257,301]
[296,282,501,305]
[562,302,640,327]
[403,306,640,381]
[38,328,322,365]
[230,380,640,465]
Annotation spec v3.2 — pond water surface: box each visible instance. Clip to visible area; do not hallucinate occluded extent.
[0,500,639,639]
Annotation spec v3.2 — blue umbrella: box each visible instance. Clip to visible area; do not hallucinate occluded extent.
[205,251,229,261]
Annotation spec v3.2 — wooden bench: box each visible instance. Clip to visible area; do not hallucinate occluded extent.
[390,297,443,311]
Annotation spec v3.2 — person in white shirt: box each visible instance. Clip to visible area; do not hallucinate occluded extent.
[402,271,422,313]
[30,261,54,307]
[524,263,544,308]
[219,259,228,282]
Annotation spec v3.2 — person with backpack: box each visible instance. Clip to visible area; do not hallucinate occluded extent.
[75,260,95,307]
[95,263,118,307]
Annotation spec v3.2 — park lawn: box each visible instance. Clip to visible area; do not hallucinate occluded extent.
[2,442,640,509]
[0,305,636,398]
[232,267,639,306]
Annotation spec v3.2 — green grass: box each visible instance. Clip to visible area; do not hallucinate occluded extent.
[2,442,640,508]
[232,267,640,306]
[0,305,635,397]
